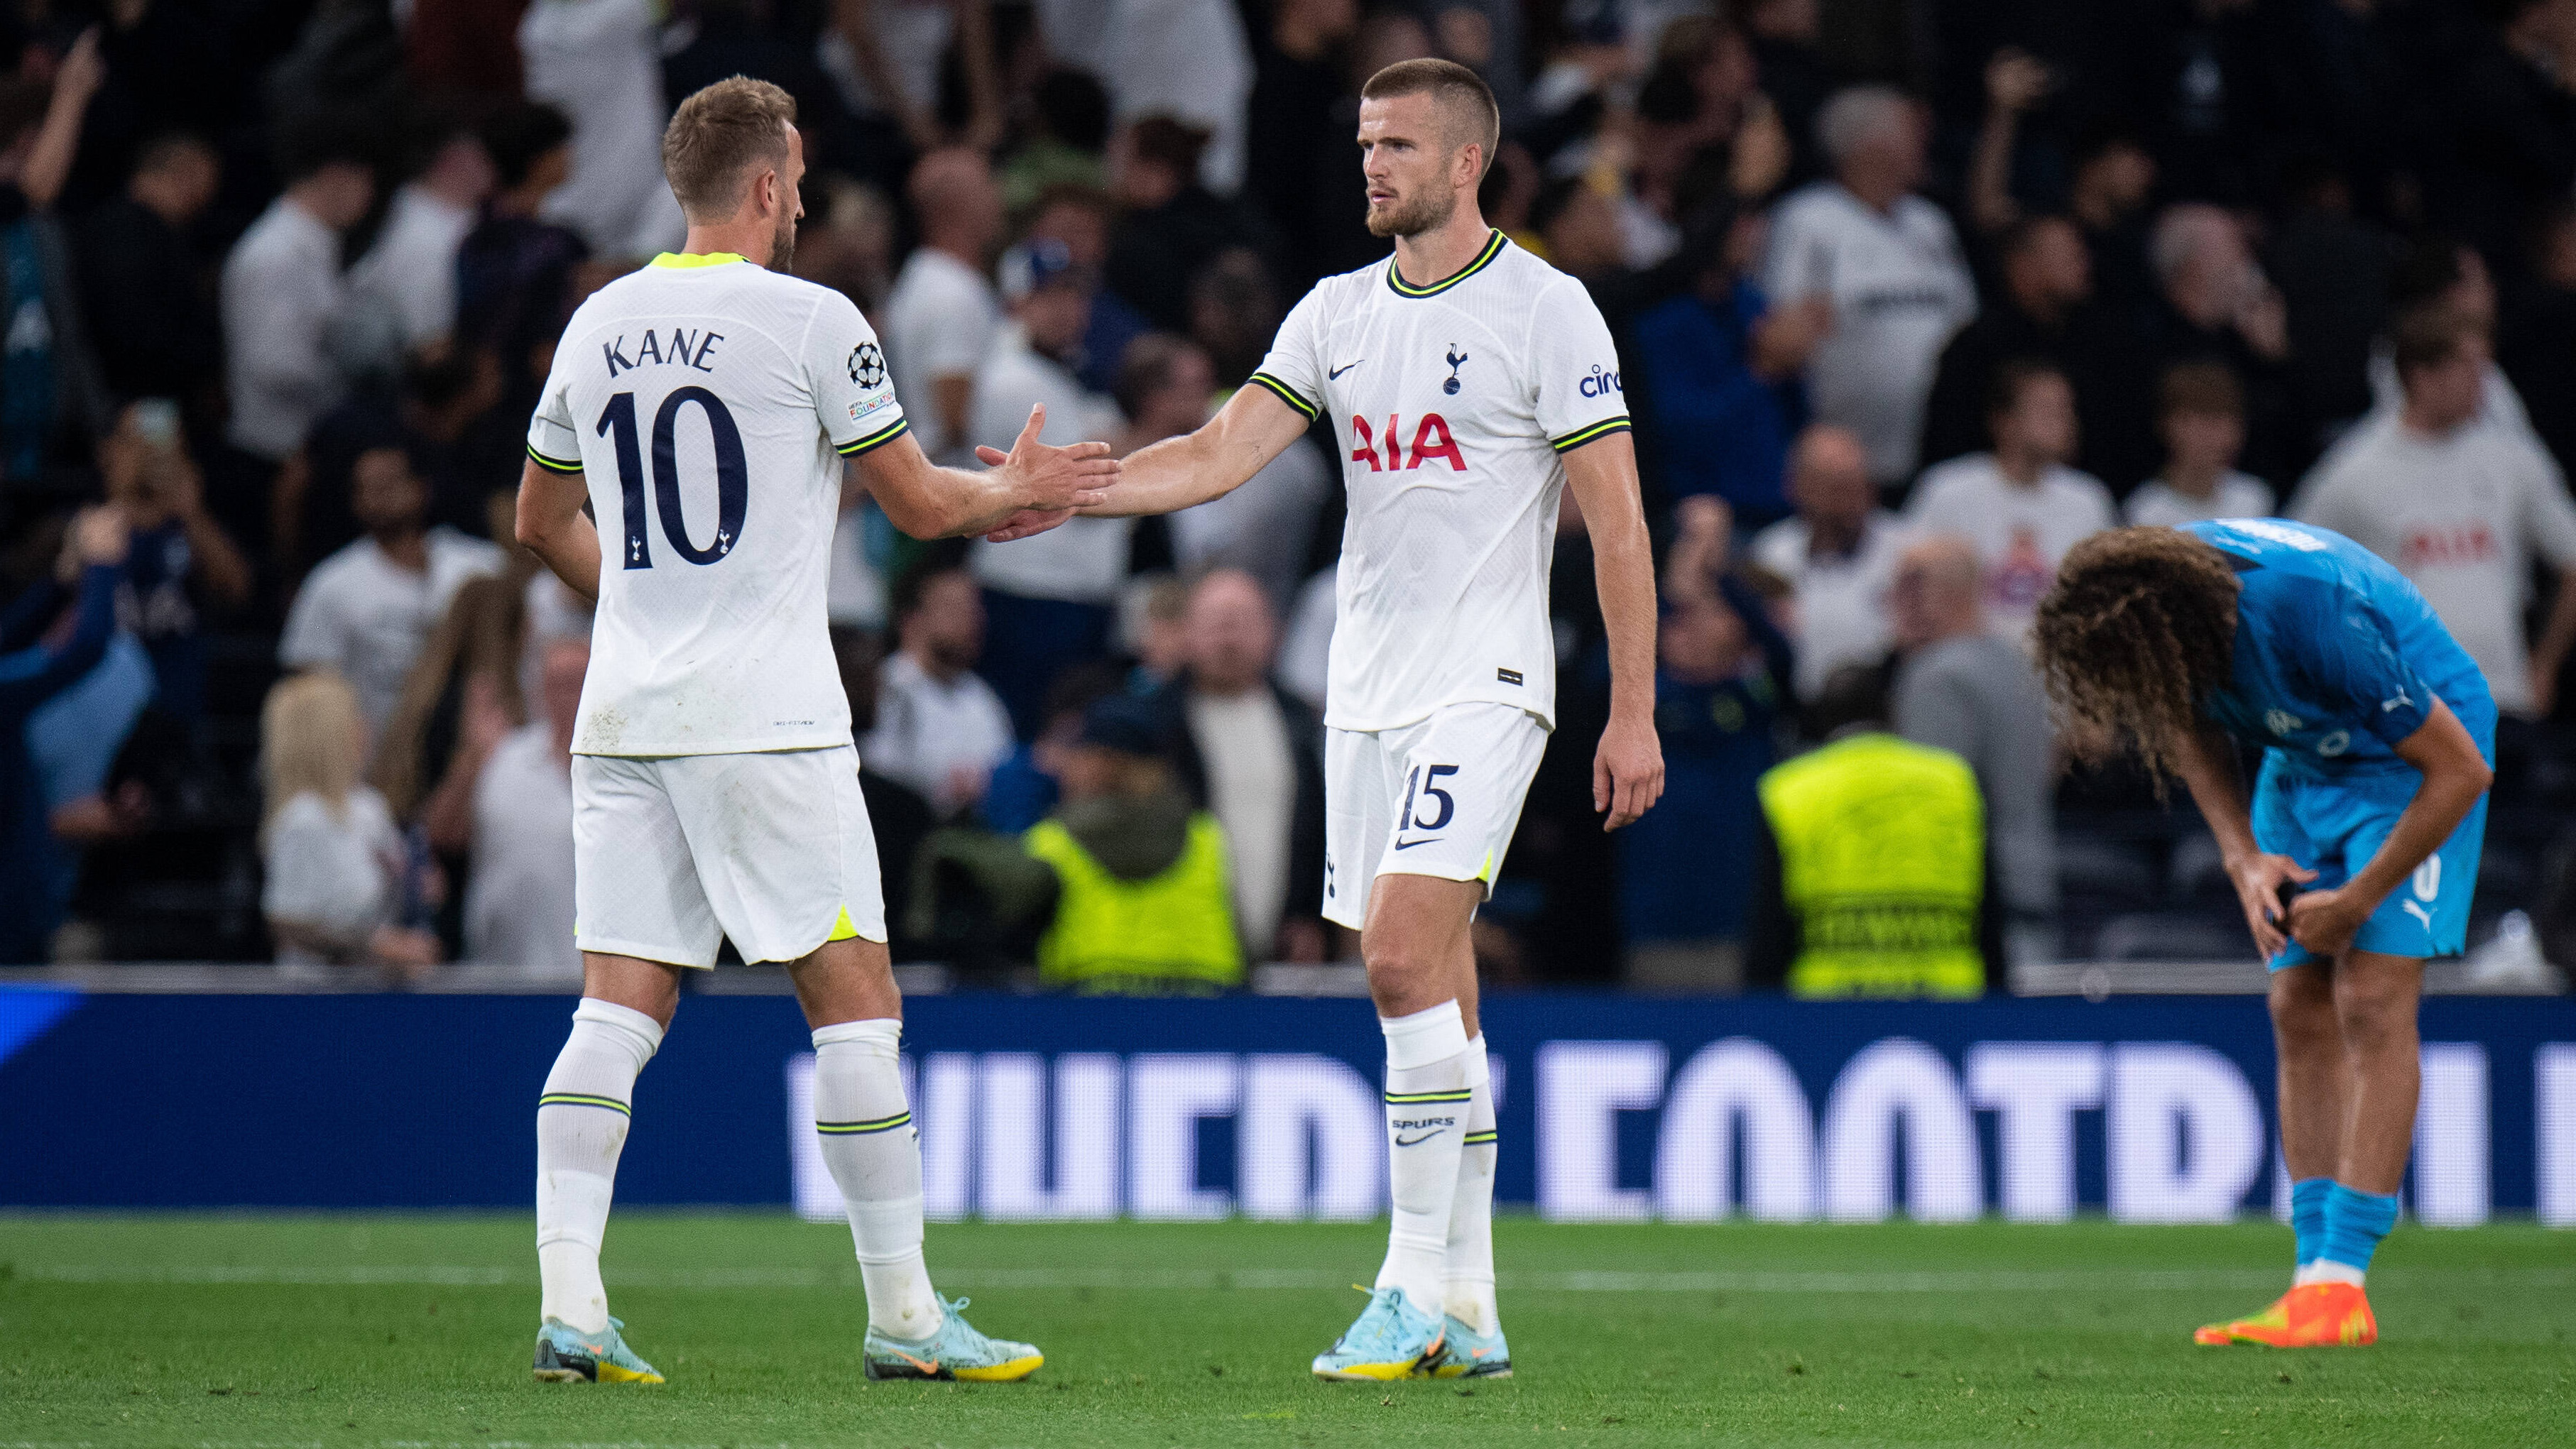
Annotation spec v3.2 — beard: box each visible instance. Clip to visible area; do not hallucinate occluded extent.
[769,213,797,273]
[1365,182,1456,240]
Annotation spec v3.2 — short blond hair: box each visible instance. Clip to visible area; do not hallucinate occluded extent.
[261,671,366,836]
[662,76,797,220]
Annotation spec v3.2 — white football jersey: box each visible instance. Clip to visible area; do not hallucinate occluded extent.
[528,252,908,756]
[1248,231,1629,733]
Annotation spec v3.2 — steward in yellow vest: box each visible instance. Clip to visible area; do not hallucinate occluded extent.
[1750,730,1997,998]
[1023,695,1245,995]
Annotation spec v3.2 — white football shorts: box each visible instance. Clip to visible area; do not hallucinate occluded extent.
[572,744,886,968]
[1321,702,1549,930]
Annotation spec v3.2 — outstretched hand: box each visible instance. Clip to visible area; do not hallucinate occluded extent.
[981,403,1116,521]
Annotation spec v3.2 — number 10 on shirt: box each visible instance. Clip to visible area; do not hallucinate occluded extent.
[598,388,750,569]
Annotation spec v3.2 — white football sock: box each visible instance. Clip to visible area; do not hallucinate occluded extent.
[1443,1034,1499,1335]
[812,1019,944,1339]
[1375,1001,1471,1313]
[535,997,662,1333]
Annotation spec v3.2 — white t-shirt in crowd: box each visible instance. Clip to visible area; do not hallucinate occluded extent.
[1749,510,1909,700]
[1187,687,1297,956]
[1906,453,2117,643]
[278,529,507,733]
[1102,0,1252,193]
[528,253,906,755]
[261,786,403,962]
[1251,231,1628,732]
[465,723,579,975]
[968,322,1132,604]
[861,650,1016,814]
[222,197,347,461]
[1762,182,1977,482]
[883,246,1002,461]
[2122,471,2276,529]
[2292,413,2576,714]
[350,184,475,348]
[520,0,685,258]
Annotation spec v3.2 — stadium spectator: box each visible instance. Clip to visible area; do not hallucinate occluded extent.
[1247,0,1370,294]
[0,40,114,498]
[1747,662,1999,997]
[97,400,251,721]
[221,122,373,466]
[2293,310,2576,721]
[278,445,507,737]
[454,104,587,405]
[2266,159,2394,449]
[1889,532,2058,968]
[1906,361,2116,643]
[1186,246,1284,390]
[1142,568,1326,963]
[1741,0,1833,190]
[883,147,1005,464]
[2133,202,2291,486]
[1103,117,1272,334]
[1021,185,1149,395]
[968,238,1129,735]
[1098,0,1256,197]
[1916,215,2109,475]
[1629,198,1823,524]
[1619,496,1795,991]
[518,0,684,261]
[465,634,585,975]
[1761,85,1977,487]
[1530,176,1627,285]
[1000,70,1115,216]
[256,669,439,972]
[73,132,222,418]
[1128,574,1193,692]
[863,562,1016,819]
[1022,692,1244,994]
[0,506,125,965]
[2124,363,2275,527]
[2065,124,2158,323]
[1750,424,1904,704]
[377,574,530,887]
[819,0,1003,158]
[2367,239,2533,444]
[2440,0,2576,269]
[1123,335,1329,611]
[351,119,493,351]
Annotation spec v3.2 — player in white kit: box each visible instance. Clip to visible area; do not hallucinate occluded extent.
[983,60,1664,1379]
[511,78,1116,1384]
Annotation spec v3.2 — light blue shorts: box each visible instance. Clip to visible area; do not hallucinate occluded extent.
[2251,736,2491,970]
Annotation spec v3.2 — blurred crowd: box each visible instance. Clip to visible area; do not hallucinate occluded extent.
[6,0,2576,988]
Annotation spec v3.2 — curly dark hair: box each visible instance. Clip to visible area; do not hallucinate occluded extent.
[2031,527,2242,782]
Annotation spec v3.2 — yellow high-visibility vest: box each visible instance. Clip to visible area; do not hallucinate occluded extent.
[1025,812,1244,993]
[1757,733,1986,999]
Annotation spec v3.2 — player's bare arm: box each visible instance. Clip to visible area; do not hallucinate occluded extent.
[2172,721,2309,961]
[861,400,1118,540]
[2282,698,2492,958]
[515,457,604,603]
[976,382,1308,542]
[1563,432,1664,831]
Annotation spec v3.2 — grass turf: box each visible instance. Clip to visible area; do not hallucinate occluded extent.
[0,1214,2569,1447]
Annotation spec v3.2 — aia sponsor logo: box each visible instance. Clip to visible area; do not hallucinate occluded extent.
[1350,413,1466,471]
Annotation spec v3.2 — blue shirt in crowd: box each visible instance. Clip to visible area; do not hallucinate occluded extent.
[1630,279,1803,523]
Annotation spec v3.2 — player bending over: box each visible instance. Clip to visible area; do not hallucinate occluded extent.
[2034,520,2493,1347]
[513,77,1115,1384]
[985,59,1664,1380]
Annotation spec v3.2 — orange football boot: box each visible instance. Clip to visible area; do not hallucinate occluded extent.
[2193,1282,2377,1347]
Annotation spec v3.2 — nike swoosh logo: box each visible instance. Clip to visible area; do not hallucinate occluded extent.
[1395,1131,1446,1147]
[888,1348,939,1374]
[1392,838,1437,851]
[1328,360,1362,378]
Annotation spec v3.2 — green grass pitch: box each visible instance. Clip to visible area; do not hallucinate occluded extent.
[1,1213,2570,1447]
